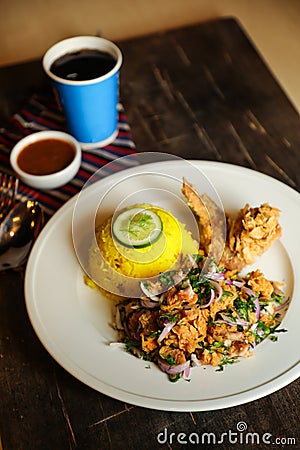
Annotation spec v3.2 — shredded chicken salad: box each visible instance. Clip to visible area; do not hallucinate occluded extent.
[113,255,288,381]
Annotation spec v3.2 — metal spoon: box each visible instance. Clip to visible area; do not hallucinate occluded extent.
[0,200,44,270]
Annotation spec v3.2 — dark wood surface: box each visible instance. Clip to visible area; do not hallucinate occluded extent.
[1,17,299,450]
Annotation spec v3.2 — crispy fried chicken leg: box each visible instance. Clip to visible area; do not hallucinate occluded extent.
[182,179,282,270]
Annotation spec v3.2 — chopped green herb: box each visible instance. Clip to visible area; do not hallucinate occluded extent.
[159,270,177,288]
[213,341,226,348]
[122,338,140,352]
[159,312,179,324]
[234,298,251,321]
[169,373,181,382]
[149,331,159,338]
[140,352,155,362]
[271,292,286,304]
[162,354,176,366]
[216,357,238,371]
[222,290,234,298]
[269,324,288,334]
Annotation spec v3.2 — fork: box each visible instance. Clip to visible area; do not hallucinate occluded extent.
[0,172,19,223]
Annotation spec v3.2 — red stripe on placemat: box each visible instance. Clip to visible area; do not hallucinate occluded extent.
[18,109,66,130]
[0,93,137,217]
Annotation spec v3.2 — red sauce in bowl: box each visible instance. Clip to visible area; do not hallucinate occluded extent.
[17,138,76,175]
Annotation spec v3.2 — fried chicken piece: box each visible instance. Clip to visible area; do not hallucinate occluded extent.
[172,323,199,354]
[182,178,226,262]
[198,348,223,366]
[208,324,245,344]
[247,269,274,298]
[182,179,282,271]
[159,346,186,365]
[224,203,282,270]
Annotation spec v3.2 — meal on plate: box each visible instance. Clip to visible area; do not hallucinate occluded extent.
[86,178,289,381]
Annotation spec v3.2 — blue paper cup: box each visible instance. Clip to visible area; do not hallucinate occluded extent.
[43,36,122,148]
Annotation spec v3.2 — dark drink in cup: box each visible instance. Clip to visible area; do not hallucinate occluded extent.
[50,49,117,81]
[43,36,122,148]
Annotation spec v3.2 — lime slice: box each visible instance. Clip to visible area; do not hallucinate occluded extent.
[112,207,163,248]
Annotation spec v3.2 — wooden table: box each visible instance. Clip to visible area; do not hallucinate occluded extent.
[1,18,299,450]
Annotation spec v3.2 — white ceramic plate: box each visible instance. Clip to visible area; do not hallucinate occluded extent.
[25,161,300,411]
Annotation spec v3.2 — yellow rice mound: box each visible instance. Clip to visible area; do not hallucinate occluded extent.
[88,204,198,296]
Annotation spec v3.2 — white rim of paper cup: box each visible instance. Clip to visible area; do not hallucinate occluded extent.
[43,36,123,86]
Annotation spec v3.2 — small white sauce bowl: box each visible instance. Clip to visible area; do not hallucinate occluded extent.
[10,130,81,190]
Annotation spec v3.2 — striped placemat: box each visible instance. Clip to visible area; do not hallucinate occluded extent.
[0,94,137,216]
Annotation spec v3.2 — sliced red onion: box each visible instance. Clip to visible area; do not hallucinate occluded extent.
[256,327,265,337]
[157,320,176,343]
[242,286,256,297]
[225,279,245,288]
[200,288,215,308]
[236,319,248,327]
[220,313,237,326]
[191,353,201,367]
[254,297,261,319]
[216,314,236,327]
[168,361,190,375]
[236,313,248,326]
[275,297,290,312]
[218,313,247,327]
[206,271,225,281]
[233,280,245,288]
[250,323,264,339]
[183,364,191,380]
[140,281,160,301]
[209,280,223,301]
[214,319,228,325]
[158,357,190,375]
[140,299,159,308]
[250,323,257,331]
[157,357,171,373]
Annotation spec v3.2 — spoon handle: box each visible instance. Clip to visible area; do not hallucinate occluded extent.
[0,172,19,224]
